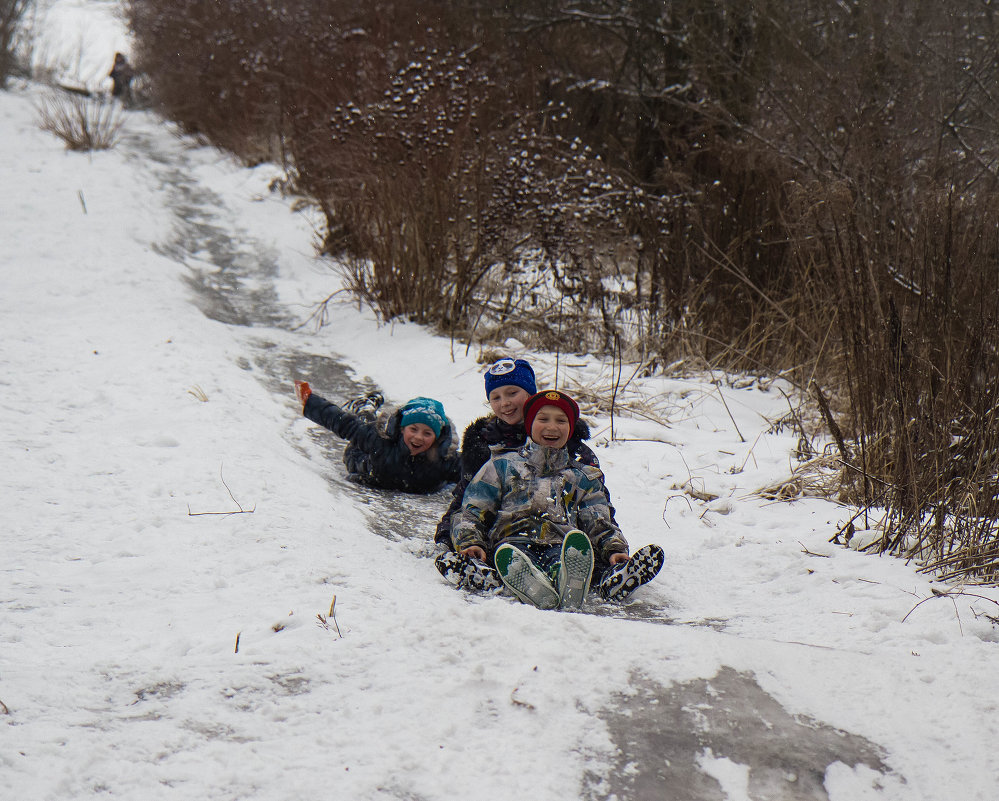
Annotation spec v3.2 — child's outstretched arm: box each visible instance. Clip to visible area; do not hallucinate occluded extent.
[300,390,383,450]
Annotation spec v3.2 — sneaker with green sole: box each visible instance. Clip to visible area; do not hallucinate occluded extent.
[494,543,560,610]
[557,530,594,610]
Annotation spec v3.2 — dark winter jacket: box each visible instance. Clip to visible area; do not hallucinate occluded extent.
[304,393,460,494]
[433,414,609,547]
[452,442,628,562]
[109,53,134,99]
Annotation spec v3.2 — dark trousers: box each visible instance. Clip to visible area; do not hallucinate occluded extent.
[499,536,563,581]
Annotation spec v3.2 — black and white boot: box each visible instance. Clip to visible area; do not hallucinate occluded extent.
[435,550,503,593]
[597,544,664,601]
[343,391,385,416]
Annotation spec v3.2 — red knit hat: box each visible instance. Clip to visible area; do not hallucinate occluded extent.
[523,390,580,433]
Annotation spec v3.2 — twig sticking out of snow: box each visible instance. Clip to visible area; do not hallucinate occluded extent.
[902,588,999,634]
[187,464,256,516]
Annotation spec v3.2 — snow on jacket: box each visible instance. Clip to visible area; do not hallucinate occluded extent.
[303,393,460,494]
[452,441,628,562]
[434,414,609,546]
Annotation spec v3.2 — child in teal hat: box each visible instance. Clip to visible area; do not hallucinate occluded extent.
[399,397,447,440]
[294,382,460,494]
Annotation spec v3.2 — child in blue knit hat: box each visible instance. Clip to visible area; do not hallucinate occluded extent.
[294,382,460,494]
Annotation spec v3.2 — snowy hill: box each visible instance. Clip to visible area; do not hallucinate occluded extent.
[2,5,999,799]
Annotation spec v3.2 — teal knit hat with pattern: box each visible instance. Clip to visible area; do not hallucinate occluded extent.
[399,397,446,439]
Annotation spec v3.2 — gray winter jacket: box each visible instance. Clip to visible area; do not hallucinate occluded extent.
[452,442,628,561]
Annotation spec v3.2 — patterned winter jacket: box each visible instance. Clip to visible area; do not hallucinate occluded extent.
[303,393,460,494]
[433,415,609,546]
[452,442,629,562]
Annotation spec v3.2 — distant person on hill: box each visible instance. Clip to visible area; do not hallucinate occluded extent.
[294,381,460,494]
[108,52,134,105]
[433,357,615,591]
[451,389,663,609]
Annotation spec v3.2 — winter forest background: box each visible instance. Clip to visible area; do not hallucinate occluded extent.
[7,1,999,581]
[126,1,999,584]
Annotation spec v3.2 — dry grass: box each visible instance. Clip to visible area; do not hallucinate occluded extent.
[0,0,31,87]
[756,455,846,502]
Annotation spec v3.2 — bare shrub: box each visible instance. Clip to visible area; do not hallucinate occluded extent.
[127,0,305,160]
[35,90,125,150]
[303,46,513,326]
[128,0,999,581]
[790,179,999,581]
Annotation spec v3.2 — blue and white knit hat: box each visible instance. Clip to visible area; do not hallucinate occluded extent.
[399,397,447,439]
[483,357,537,398]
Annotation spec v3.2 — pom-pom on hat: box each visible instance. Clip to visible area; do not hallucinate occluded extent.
[399,397,447,439]
[523,390,580,434]
[483,357,537,398]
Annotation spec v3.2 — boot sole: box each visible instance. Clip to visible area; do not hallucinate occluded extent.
[495,545,559,610]
[557,530,594,609]
[600,545,664,601]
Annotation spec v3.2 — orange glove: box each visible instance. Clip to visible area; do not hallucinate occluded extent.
[294,380,312,407]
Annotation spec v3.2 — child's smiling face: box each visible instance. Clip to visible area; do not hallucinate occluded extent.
[402,423,436,455]
[529,405,571,449]
[488,385,531,425]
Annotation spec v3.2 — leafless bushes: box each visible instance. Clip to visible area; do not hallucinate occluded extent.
[762,3,999,581]
[305,47,518,327]
[803,188,999,582]
[35,90,125,150]
[127,0,999,581]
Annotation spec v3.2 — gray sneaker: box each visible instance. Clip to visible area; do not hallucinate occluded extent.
[494,544,559,610]
[556,530,594,610]
[343,391,384,416]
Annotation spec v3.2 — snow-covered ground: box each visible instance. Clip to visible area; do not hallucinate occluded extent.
[3,4,999,799]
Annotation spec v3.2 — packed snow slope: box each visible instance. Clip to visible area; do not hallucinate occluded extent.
[3,11,999,801]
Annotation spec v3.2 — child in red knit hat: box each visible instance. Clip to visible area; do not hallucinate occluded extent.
[452,389,663,609]
[433,358,615,593]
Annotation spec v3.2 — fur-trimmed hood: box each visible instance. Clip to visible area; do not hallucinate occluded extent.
[373,405,458,463]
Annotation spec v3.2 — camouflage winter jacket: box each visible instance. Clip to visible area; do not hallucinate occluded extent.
[433,414,611,546]
[452,442,628,561]
[303,393,460,494]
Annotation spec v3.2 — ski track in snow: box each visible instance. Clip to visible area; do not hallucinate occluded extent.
[4,7,999,798]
